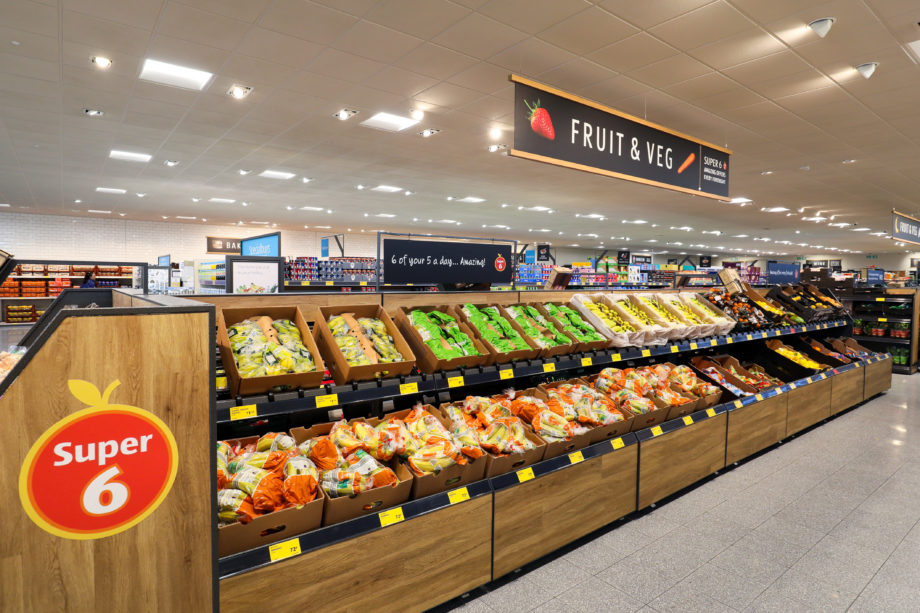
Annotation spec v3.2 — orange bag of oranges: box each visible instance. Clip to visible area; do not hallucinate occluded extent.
[281,456,319,506]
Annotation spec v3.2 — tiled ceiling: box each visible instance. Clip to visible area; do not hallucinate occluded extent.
[1,0,920,257]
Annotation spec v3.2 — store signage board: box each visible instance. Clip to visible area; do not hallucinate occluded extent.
[321,237,330,258]
[206,236,242,254]
[892,210,920,246]
[699,255,712,268]
[617,250,630,265]
[537,244,550,262]
[18,380,179,540]
[157,255,170,267]
[383,238,513,284]
[867,268,885,283]
[241,231,281,257]
[767,261,800,283]
[510,74,731,199]
[226,256,284,294]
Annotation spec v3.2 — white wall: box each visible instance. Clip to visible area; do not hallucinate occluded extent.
[0,212,379,262]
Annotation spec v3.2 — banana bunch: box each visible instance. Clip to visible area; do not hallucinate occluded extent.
[583,300,635,332]
[615,299,656,327]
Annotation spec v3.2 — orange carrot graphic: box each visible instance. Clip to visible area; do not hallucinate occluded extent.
[677,152,695,174]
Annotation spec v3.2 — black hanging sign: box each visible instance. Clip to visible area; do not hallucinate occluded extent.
[699,255,712,267]
[206,236,242,254]
[617,250,630,265]
[383,239,513,284]
[511,74,731,199]
[892,210,920,246]
[536,244,551,262]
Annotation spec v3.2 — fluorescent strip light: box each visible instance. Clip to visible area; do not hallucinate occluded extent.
[314,225,331,229]
[87,209,111,214]
[457,196,485,203]
[250,221,270,225]
[139,58,213,90]
[852,227,870,232]
[760,207,789,213]
[0,203,9,207]
[360,112,419,132]
[259,170,295,180]
[95,187,126,194]
[176,216,197,220]
[109,150,152,163]
[300,206,324,211]
[371,185,403,193]
[622,219,648,224]
[209,197,236,204]
[375,213,396,218]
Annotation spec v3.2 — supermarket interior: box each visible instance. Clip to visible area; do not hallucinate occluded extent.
[2,1,920,612]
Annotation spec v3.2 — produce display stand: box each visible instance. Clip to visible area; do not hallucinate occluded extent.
[841,289,919,374]
[1,287,894,613]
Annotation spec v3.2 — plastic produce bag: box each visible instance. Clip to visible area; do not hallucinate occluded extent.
[217,488,259,525]
[298,436,342,470]
[544,303,605,344]
[229,465,284,512]
[282,456,319,505]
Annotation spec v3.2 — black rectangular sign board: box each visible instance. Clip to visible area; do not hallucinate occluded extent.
[892,210,920,246]
[537,244,551,262]
[383,239,513,284]
[207,236,242,254]
[511,75,731,199]
[617,250,630,265]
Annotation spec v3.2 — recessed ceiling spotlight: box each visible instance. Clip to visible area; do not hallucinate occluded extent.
[315,225,331,229]
[577,213,606,220]
[623,219,648,224]
[227,84,252,99]
[91,55,112,68]
[356,185,365,190]
[241,202,249,207]
[209,197,236,204]
[87,209,111,214]
[139,58,212,90]
[191,197,200,202]
[870,231,887,236]
[259,169,295,180]
[164,160,179,167]
[109,149,151,163]
[162,216,169,219]
[73,199,82,203]
[202,218,207,222]
[83,108,104,117]
[301,177,311,183]
[335,108,358,120]
[136,193,145,198]
[732,234,749,238]
[760,206,789,213]
[841,159,857,164]
[404,190,413,196]
[487,144,508,153]
[410,109,425,121]
[10,40,20,46]
[119,212,126,217]
[457,196,485,203]
[300,206,324,211]
[799,165,810,171]
[761,170,774,175]
[489,127,502,140]
[419,128,441,138]
[370,185,403,193]
[238,169,250,175]
[828,222,849,227]
[375,213,396,218]
[855,62,878,79]
[176,215,197,220]
[852,227,871,231]
[285,206,293,211]
[95,187,126,194]
[807,17,836,38]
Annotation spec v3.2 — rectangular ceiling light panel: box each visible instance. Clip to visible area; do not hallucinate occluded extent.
[360,112,419,132]
[139,59,213,90]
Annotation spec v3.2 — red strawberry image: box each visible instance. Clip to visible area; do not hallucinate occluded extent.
[525,99,555,140]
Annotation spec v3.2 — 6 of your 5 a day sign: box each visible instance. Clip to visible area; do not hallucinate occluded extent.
[19,380,178,540]
[511,74,731,199]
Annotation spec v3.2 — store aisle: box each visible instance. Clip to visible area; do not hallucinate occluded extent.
[446,375,920,613]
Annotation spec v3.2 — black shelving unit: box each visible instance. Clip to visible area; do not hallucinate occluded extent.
[843,290,918,374]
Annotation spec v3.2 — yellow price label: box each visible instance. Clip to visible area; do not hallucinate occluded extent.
[710,339,718,347]
[230,404,257,421]
[755,394,764,401]
[499,368,514,380]
[746,334,753,341]
[268,538,301,562]
[641,349,651,357]
[670,345,679,353]
[581,357,593,367]
[399,382,418,395]
[876,297,885,302]
[516,467,534,482]
[775,388,783,395]
[682,415,694,426]
[789,383,796,389]
[379,507,405,527]
[878,317,887,322]
[726,337,733,344]
[819,373,826,380]
[690,342,698,350]
[706,408,716,418]
[315,393,338,408]
[406,283,414,286]
[568,450,584,464]
[650,425,663,437]
[611,437,624,450]
[734,400,743,409]
[360,281,368,286]
[611,353,621,362]
[543,362,556,373]
[325,280,334,286]
[447,487,470,505]
[215,376,228,389]
[806,377,813,384]
[447,376,464,388]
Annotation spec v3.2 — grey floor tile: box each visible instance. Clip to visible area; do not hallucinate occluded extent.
[598,563,673,604]
[456,598,497,612]
[547,577,644,613]
[767,570,857,612]
[752,516,825,550]
[480,576,556,613]
[742,591,813,613]
[648,582,738,613]
[595,521,654,559]
[560,536,629,575]
[678,563,767,610]
[627,512,683,540]
[848,580,920,613]
[709,542,788,585]
[827,508,914,555]
[726,532,808,568]
[525,559,592,597]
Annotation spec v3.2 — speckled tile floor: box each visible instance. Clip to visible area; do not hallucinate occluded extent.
[437,374,920,613]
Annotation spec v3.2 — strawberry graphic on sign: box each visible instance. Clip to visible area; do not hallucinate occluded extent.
[495,254,507,272]
[525,99,555,140]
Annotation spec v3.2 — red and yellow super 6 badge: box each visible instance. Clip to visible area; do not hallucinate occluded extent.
[19,380,179,540]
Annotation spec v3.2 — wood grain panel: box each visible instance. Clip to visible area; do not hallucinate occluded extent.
[220,495,492,613]
[864,358,893,398]
[726,395,787,465]
[382,292,518,309]
[830,368,864,414]
[492,445,638,579]
[188,294,379,319]
[785,378,831,436]
[0,311,214,612]
[638,414,727,509]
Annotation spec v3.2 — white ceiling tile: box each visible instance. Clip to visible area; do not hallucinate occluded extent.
[172,0,274,23]
[414,81,483,108]
[628,55,712,89]
[310,0,378,17]
[537,7,638,56]
[363,67,440,98]
[331,21,423,64]
[690,29,786,70]
[650,2,755,49]
[62,10,151,57]
[589,34,679,73]
[0,52,59,83]
[156,3,250,51]
[65,0,163,30]
[2,0,59,38]
[307,48,386,84]
[0,26,58,63]
[395,43,478,79]
[235,28,325,68]
[218,54,299,89]
[259,0,359,46]
[598,0,716,29]
[363,0,471,39]
[447,62,511,95]
[432,13,529,60]
[536,59,617,93]
[479,0,589,35]
[489,38,577,77]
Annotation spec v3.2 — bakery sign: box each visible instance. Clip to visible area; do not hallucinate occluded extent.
[207,236,242,254]
[892,210,920,246]
[383,239,513,284]
[511,74,731,199]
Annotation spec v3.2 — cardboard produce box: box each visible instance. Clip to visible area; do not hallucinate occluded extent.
[603,293,669,346]
[580,373,670,432]
[626,293,689,341]
[544,266,572,290]
[365,407,487,500]
[218,306,326,396]
[568,293,632,347]
[499,303,579,357]
[505,387,593,460]
[437,402,545,478]
[393,305,491,374]
[536,379,633,443]
[715,355,783,390]
[452,303,541,363]
[289,422,413,526]
[313,304,416,384]
[691,356,759,396]
[530,302,609,353]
